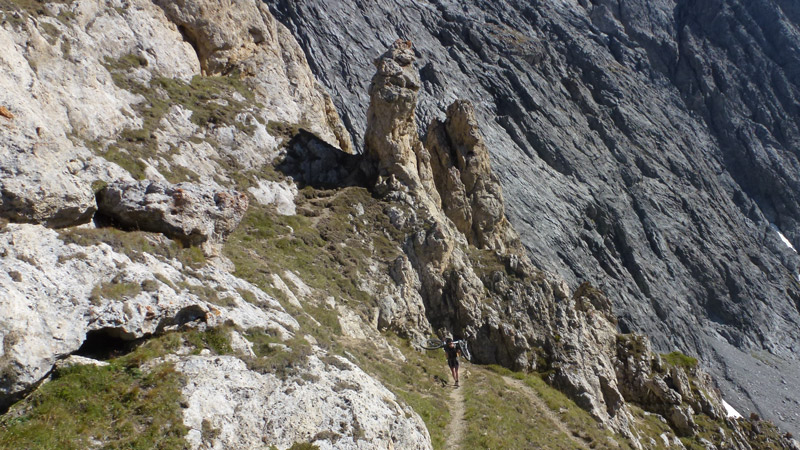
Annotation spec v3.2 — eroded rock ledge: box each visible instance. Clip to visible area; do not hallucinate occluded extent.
[97,180,248,246]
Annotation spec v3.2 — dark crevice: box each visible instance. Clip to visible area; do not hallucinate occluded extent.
[75,328,143,361]
[156,305,209,334]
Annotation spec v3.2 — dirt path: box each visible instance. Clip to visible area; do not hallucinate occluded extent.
[444,383,466,450]
[501,376,590,449]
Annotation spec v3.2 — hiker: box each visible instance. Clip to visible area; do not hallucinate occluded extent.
[444,337,461,387]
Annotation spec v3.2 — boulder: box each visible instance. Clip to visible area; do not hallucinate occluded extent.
[178,353,432,449]
[0,147,96,228]
[96,180,248,245]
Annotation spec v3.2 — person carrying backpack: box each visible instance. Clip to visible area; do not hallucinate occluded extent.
[444,337,461,387]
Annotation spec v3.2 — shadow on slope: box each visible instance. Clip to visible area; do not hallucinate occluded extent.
[276,130,375,189]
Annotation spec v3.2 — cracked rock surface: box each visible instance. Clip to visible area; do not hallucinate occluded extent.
[267,0,800,433]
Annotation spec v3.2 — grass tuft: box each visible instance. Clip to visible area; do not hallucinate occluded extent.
[59,226,206,268]
[89,280,141,305]
[661,351,698,369]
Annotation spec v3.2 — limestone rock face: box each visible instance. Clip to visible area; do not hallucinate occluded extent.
[0,223,297,410]
[178,354,432,450]
[377,254,431,337]
[426,100,519,253]
[547,287,632,433]
[97,180,248,245]
[154,0,352,153]
[0,0,352,235]
[365,40,439,202]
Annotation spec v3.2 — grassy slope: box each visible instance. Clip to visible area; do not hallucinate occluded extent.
[222,185,648,449]
[0,330,229,449]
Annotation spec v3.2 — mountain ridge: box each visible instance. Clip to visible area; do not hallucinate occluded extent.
[0,0,798,448]
[265,0,800,434]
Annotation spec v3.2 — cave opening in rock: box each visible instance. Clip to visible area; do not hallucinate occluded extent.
[74,328,142,361]
[176,24,205,73]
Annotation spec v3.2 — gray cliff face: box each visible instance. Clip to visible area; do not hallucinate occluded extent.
[266,0,800,433]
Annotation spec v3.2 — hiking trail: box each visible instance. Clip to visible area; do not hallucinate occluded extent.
[501,376,590,449]
[444,381,466,450]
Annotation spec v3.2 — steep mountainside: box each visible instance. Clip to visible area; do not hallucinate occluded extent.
[1,1,799,449]
[266,0,800,433]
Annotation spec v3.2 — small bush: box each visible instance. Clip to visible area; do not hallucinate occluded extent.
[244,333,312,378]
[185,327,233,356]
[288,442,320,450]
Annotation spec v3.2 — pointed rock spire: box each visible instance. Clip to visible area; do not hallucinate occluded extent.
[364,40,440,205]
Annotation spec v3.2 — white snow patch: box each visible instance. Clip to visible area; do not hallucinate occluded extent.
[722,400,743,419]
[770,223,797,253]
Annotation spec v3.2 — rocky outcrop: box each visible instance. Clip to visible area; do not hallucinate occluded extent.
[426,100,520,254]
[0,223,296,411]
[266,0,800,434]
[361,41,634,433]
[613,333,757,443]
[178,353,431,449]
[0,149,96,228]
[96,180,248,245]
[153,0,352,153]
[364,40,440,204]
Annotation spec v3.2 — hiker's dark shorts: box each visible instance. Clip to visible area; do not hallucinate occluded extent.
[447,358,459,369]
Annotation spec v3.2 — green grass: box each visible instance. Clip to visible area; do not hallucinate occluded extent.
[661,351,698,369]
[0,333,188,450]
[59,226,206,268]
[223,191,389,312]
[485,365,632,449]
[462,368,581,449]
